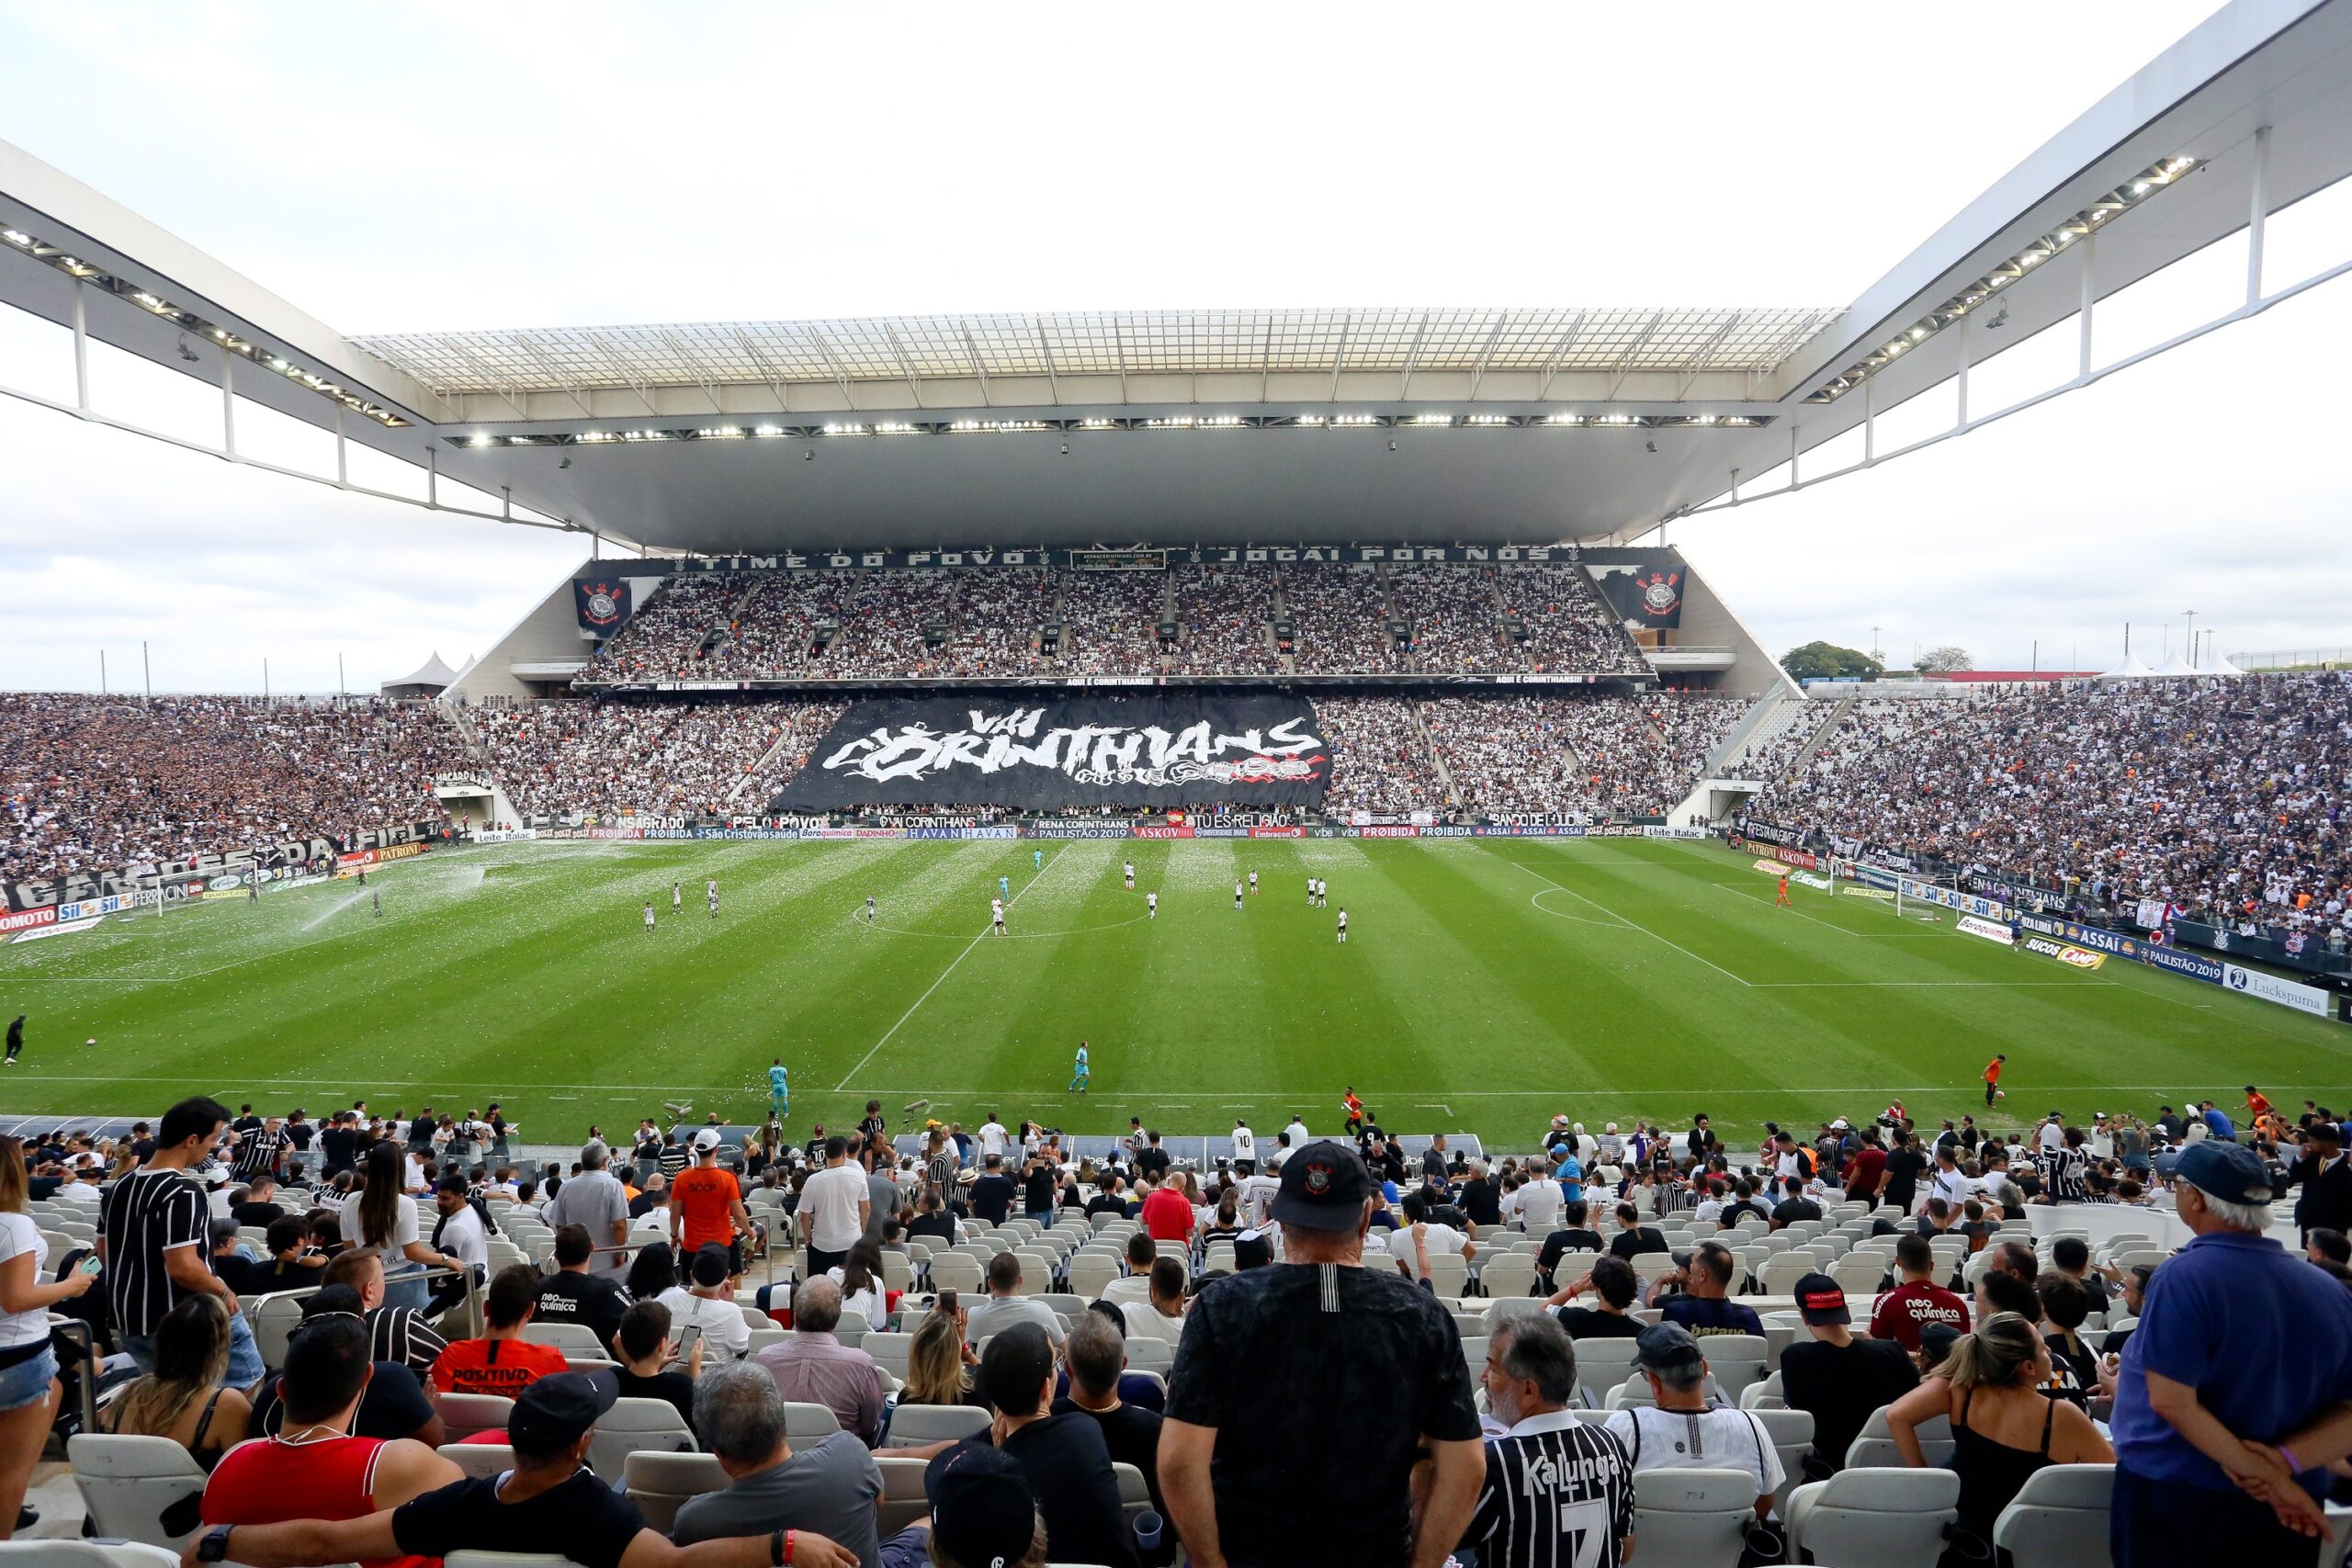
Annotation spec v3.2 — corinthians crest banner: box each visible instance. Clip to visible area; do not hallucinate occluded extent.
[1586,559,1686,627]
[772,694,1330,810]
[574,578,633,636]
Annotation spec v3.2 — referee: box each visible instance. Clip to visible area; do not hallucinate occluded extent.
[1462,1309,1636,1568]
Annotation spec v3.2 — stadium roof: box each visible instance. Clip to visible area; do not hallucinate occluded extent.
[3,0,2349,553]
[348,307,1846,403]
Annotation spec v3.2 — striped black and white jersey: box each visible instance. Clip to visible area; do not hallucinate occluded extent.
[98,1167,210,1339]
[232,1127,284,1180]
[1463,1413,1636,1568]
[367,1303,449,1376]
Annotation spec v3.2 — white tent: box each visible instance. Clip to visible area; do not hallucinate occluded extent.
[2148,652,2199,677]
[380,651,460,697]
[2096,652,2154,680]
[2199,649,2248,676]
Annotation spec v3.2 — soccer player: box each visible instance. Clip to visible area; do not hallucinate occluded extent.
[642,901,655,932]
[1069,1041,1091,1094]
[371,889,381,918]
[2245,1084,2275,1122]
[1341,1087,1365,1134]
[1146,891,1158,919]
[672,879,682,911]
[1306,874,1316,907]
[1234,880,1244,911]
[707,876,718,902]
[991,896,1006,934]
[1336,907,1348,943]
[4,1015,21,1066]
[1034,848,1043,871]
[999,874,1011,898]
[707,883,719,918]
[1124,859,1135,890]
[1248,870,1258,896]
[769,1058,790,1120]
[865,894,877,922]
[1775,873,1791,907]
[1983,1054,2007,1107]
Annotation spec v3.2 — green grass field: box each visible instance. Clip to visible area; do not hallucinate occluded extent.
[0,836,2341,1149]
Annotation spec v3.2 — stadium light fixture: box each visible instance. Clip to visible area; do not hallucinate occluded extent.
[0,220,413,425]
[1808,153,2199,404]
[752,424,786,437]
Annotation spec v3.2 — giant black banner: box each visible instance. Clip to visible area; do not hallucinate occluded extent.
[574,578,633,635]
[772,694,1329,810]
[1586,558,1686,628]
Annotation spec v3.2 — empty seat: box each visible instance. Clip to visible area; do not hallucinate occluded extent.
[66,1434,207,1549]
[1697,1335,1769,1400]
[1783,1464,1961,1568]
[1748,1406,1815,1515]
[1991,1462,2115,1568]
[625,1450,730,1532]
[1629,1467,1757,1568]
[1481,1256,1539,1298]
[865,1331,916,1378]
[436,1392,516,1443]
[1846,1406,1952,1470]
[877,1454,933,1533]
[0,1547,181,1565]
[888,1403,992,1447]
[587,1396,697,1482]
[785,1402,842,1443]
[1065,1256,1118,1300]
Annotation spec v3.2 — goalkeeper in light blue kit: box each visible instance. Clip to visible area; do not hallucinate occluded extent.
[1069,1041,1091,1094]
[768,1057,790,1120]
[1000,874,1011,897]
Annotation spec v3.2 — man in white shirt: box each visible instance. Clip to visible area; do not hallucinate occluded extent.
[1603,1325,1783,1518]
[53,1162,103,1203]
[978,1116,1009,1163]
[430,1175,489,1274]
[1100,1233,1159,1309]
[797,1134,872,1275]
[1118,1258,1189,1345]
[2036,1114,2066,1160]
[1283,1114,1311,1153]
[1238,1167,1282,1227]
[1381,1193,1475,1282]
[1929,1146,1975,1209]
[1515,1169,1564,1233]
[1230,1119,1257,1173]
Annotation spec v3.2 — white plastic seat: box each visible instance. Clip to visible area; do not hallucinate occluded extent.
[1991,1462,2115,1568]
[1698,1334,1769,1399]
[66,1434,206,1548]
[1748,1406,1815,1515]
[1784,1464,1961,1568]
[1065,1256,1118,1300]
[246,1291,311,1370]
[865,1331,916,1379]
[877,1454,932,1532]
[1846,1406,1953,1469]
[1481,1256,1539,1298]
[0,1547,180,1565]
[888,1403,991,1447]
[1753,1253,1815,1297]
[587,1396,696,1482]
[1124,1336,1173,1372]
[1629,1466,1756,1568]
[446,1553,586,1568]
[438,1440,518,1480]
[624,1450,729,1531]
[928,1254,986,1294]
[1736,1371,1784,1410]
[784,1401,842,1443]
[522,1322,610,1358]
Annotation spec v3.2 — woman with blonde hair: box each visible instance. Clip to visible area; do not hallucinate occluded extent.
[894,1304,985,1412]
[0,1135,96,1536]
[1886,1311,2110,1552]
[98,1292,250,1470]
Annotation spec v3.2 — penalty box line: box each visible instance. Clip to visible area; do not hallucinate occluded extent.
[833,841,1072,1091]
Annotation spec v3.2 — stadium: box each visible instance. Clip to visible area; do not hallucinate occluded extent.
[1,2,2350,1563]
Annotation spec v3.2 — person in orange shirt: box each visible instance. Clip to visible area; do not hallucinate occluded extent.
[1775,873,1791,908]
[430,1264,569,1399]
[668,1128,755,1281]
[1983,1054,2007,1108]
[2246,1085,2275,1122]
[1341,1087,1365,1134]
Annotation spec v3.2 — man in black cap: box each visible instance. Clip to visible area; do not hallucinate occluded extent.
[925,1443,1046,1568]
[1776,1272,1917,1475]
[955,1322,1136,1568]
[187,1370,859,1568]
[1160,1139,1483,1568]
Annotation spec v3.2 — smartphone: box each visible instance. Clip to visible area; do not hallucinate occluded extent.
[936,1289,958,1315]
[673,1322,703,1356]
[77,1255,101,1277]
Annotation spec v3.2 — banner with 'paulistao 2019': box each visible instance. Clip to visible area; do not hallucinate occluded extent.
[772,694,1329,811]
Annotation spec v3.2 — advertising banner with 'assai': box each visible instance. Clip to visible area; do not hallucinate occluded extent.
[771,695,1330,810]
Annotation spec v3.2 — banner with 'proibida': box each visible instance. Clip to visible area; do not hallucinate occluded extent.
[772,694,1329,810]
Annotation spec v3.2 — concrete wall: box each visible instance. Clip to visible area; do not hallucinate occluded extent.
[445,558,665,704]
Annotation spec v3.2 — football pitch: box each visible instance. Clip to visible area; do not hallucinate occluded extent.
[0,836,2342,1148]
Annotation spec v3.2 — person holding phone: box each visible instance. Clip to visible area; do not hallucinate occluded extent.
[0,1134,95,1538]
[611,1301,700,1436]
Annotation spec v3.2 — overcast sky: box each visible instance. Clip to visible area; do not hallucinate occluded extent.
[1,0,2346,689]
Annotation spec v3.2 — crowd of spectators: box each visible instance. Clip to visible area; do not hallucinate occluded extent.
[1167,565,1278,677]
[474,700,842,819]
[1421,693,1743,817]
[1386,566,1512,673]
[1498,564,1652,676]
[1278,564,1401,673]
[0,694,464,887]
[1747,675,2352,939]
[1316,697,1445,815]
[575,563,1657,684]
[19,1088,2348,1564]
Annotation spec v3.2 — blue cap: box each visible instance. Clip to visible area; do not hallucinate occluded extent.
[2175,1140,2273,1204]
